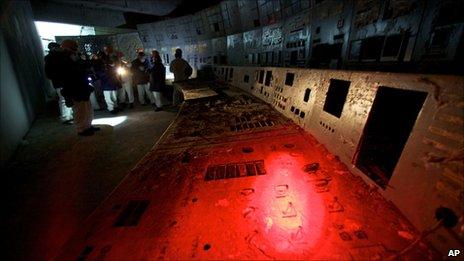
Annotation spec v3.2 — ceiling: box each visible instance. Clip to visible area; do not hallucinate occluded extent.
[32,0,222,28]
[47,0,184,16]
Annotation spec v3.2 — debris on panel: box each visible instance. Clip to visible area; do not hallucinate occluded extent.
[397,230,414,241]
[328,196,344,213]
[303,162,320,173]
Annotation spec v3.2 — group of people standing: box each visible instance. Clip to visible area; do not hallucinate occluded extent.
[44,39,193,136]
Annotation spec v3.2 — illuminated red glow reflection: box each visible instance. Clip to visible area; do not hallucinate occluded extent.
[255,152,326,253]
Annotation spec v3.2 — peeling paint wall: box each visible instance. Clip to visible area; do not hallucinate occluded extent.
[214,65,464,252]
[137,0,463,74]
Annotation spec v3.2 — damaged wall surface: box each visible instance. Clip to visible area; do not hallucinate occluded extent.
[137,0,464,74]
[55,32,143,61]
[213,65,464,253]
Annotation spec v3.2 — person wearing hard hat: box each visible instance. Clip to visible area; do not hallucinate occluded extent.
[60,39,99,136]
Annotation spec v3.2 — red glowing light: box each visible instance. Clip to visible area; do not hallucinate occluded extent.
[254,152,326,253]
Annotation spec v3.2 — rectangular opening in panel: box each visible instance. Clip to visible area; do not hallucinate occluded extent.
[265,71,272,86]
[349,40,362,60]
[361,36,385,61]
[323,79,350,118]
[244,75,250,83]
[219,55,227,64]
[258,70,265,83]
[290,50,298,65]
[356,87,427,189]
[311,43,343,65]
[303,88,311,102]
[114,200,150,227]
[213,22,220,32]
[382,34,403,58]
[285,73,295,86]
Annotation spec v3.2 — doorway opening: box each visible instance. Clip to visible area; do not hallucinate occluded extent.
[355,87,427,189]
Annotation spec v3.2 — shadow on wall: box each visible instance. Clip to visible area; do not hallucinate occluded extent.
[0,1,50,166]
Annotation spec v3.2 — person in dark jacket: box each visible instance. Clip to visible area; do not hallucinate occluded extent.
[103,45,119,64]
[95,53,121,114]
[90,52,107,110]
[149,50,165,111]
[60,39,99,136]
[44,42,74,124]
[132,52,155,105]
[169,48,192,106]
[148,49,158,70]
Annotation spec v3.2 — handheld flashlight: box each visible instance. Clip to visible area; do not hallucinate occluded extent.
[117,67,126,76]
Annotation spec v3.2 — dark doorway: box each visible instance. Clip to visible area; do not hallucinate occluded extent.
[355,87,427,189]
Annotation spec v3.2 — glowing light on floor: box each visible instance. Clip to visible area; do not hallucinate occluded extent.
[254,151,326,253]
[92,116,127,127]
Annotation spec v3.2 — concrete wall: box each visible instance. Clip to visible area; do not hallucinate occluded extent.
[0,33,30,165]
[1,1,48,165]
[214,65,464,252]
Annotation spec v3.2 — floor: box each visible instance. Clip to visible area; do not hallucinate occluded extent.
[53,87,439,260]
[4,104,177,261]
